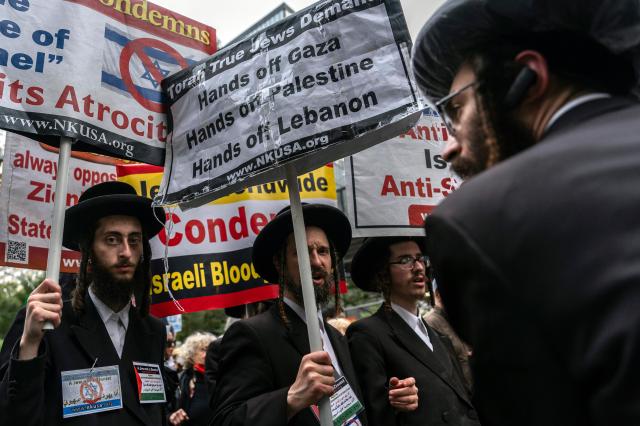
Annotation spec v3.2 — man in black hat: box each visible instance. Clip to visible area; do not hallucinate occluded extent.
[211,204,367,426]
[0,181,167,425]
[347,237,478,426]
[412,0,640,424]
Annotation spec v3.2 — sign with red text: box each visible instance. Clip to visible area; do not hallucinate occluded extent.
[0,0,215,165]
[0,132,118,271]
[156,0,420,209]
[345,109,460,236]
[118,163,337,317]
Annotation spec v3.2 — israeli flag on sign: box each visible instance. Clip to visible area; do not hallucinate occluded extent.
[101,24,196,107]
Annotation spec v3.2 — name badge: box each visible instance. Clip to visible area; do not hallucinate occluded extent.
[133,362,166,403]
[61,365,123,418]
[312,376,365,426]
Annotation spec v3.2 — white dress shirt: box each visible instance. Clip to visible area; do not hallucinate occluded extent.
[284,297,343,376]
[89,287,130,358]
[391,302,434,351]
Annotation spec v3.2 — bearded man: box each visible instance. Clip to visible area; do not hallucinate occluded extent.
[0,181,167,426]
[412,0,640,424]
[212,204,369,426]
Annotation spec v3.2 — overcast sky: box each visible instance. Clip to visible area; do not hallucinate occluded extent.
[151,0,445,46]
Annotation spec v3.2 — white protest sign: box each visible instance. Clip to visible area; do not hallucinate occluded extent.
[157,0,421,208]
[0,131,118,271]
[345,109,460,236]
[0,0,215,165]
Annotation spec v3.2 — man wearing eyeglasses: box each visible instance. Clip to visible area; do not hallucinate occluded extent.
[411,1,640,425]
[347,237,478,426]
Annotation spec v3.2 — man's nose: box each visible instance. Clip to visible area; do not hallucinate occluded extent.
[442,137,462,162]
[119,241,132,258]
[309,250,322,267]
[413,258,425,271]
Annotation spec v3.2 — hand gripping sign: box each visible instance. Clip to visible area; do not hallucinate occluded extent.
[156,1,421,424]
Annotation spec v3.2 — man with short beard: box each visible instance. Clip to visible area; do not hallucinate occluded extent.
[212,204,368,426]
[412,1,640,425]
[0,181,167,426]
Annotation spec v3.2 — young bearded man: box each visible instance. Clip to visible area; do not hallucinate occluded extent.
[0,181,167,426]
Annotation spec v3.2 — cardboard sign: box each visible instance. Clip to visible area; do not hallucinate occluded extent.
[157,0,420,208]
[117,163,337,317]
[0,132,118,271]
[0,0,215,165]
[345,109,460,236]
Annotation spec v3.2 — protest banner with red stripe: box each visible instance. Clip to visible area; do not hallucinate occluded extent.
[117,163,338,317]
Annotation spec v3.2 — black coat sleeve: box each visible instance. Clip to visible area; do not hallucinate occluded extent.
[205,338,222,408]
[210,321,289,426]
[346,324,397,426]
[0,310,48,426]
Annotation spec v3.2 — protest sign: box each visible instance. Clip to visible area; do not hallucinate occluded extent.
[156,0,421,208]
[345,109,460,236]
[0,131,118,271]
[0,0,215,165]
[117,163,337,317]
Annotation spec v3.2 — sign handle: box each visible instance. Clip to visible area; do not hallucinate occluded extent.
[43,136,73,330]
[285,163,332,426]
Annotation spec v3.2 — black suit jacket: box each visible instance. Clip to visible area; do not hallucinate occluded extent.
[211,304,367,426]
[425,96,640,426]
[205,338,222,410]
[0,295,166,426]
[347,306,479,426]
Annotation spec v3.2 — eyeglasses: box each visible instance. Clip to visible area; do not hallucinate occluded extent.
[388,255,431,270]
[434,81,479,137]
[167,341,176,347]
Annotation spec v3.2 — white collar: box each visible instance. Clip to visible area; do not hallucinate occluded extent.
[390,302,420,326]
[545,93,611,132]
[283,297,323,325]
[89,286,131,329]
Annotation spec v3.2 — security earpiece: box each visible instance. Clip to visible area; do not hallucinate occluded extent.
[504,67,537,108]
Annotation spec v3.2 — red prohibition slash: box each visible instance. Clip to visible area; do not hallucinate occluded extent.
[119,38,188,113]
[80,377,104,404]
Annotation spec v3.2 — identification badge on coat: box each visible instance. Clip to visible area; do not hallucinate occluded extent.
[132,362,166,403]
[312,376,364,426]
[61,365,123,418]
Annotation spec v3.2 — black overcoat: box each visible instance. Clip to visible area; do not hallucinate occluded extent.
[211,304,367,426]
[0,295,166,426]
[347,306,479,426]
[425,97,640,426]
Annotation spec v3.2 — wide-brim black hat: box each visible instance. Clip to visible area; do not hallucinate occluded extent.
[63,181,165,251]
[252,204,351,284]
[412,0,640,102]
[350,236,425,292]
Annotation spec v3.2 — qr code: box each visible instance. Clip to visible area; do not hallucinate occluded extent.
[6,240,28,264]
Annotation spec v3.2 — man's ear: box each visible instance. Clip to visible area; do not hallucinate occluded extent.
[505,50,550,107]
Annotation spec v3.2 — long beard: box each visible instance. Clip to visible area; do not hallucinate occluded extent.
[284,268,332,308]
[90,258,144,312]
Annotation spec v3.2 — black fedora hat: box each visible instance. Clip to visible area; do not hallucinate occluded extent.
[63,181,165,251]
[412,0,640,103]
[350,236,425,292]
[252,204,351,284]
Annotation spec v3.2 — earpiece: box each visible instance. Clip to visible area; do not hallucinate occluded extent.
[504,67,537,108]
